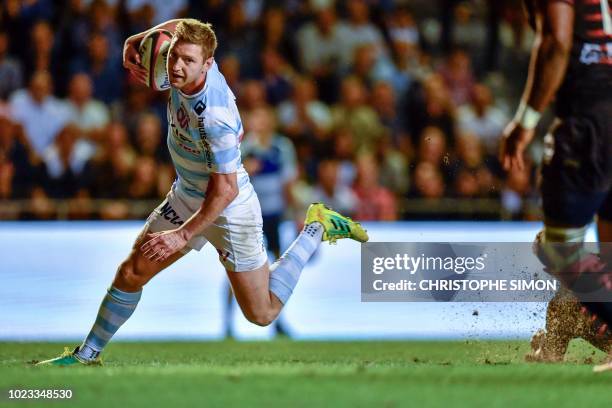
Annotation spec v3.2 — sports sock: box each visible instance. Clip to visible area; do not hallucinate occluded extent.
[269,222,323,304]
[76,286,142,361]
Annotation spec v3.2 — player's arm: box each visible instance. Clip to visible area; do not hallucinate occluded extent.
[122,19,185,82]
[500,0,574,171]
[525,1,574,112]
[178,172,239,239]
[140,172,238,262]
[141,108,243,262]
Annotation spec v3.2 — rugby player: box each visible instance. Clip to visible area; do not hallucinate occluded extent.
[499,0,611,367]
[36,19,368,366]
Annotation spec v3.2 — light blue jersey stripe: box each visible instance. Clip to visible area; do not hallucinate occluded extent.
[166,62,250,199]
[175,165,210,181]
[214,147,240,164]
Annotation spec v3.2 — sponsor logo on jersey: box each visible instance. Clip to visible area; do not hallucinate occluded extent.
[177,103,189,128]
[196,116,213,168]
[194,100,206,115]
[159,202,184,226]
[580,42,612,65]
[177,142,201,155]
[170,123,192,144]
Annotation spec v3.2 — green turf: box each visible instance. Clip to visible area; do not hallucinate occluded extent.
[0,340,610,407]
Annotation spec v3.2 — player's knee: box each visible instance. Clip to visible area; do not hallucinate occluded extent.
[245,309,275,327]
[117,259,146,288]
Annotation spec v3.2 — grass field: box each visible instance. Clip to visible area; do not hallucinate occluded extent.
[0,340,610,407]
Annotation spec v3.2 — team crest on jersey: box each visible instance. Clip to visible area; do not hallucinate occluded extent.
[177,103,189,128]
[194,101,206,115]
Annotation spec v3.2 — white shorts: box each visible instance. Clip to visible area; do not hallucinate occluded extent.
[145,185,268,272]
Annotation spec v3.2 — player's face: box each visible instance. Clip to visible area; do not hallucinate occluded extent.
[167,40,213,93]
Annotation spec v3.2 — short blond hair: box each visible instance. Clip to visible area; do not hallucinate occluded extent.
[174,19,217,59]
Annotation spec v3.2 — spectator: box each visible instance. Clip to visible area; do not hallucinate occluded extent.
[110,84,154,135]
[352,153,397,221]
[457,83,508,154]
[417,126,452,178]
[22,186,56,220]
[83,122,135,199]
[242,106,297,256]
[215,1,260,79]
[455,130,501,197]
[277,75,332,142]
[89,0,123,59]
[55,0,90,72]
[332,127,357,188]
[409,161,446,200]
[125,0,188,26]
[9,70,70,156]
[23,20,61,86]
[126,156,162,199]
[64,72,110,144]
[219,54,242,95]
[296,5,348,103]
[134,112,167,163]
[259,7,297,68]
[0,153,15,200]
[349,44,377,89]
[343,0,388,66]
[237,80,267,116]
[0,115,41,198]
[450,2,487,72]
[374,132,410,196]
[259,47,293,106]
[437,48,476,107]
[331,76,383,151]
[312,157,358,216]
[0,30,23,100]
[406,73,456,145]
[370,81,409,150]
[43,123,92,198]
[453,167,480,199]
[71,32,123,104]
[385,6,428,95]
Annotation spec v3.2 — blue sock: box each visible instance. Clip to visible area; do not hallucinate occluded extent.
[76,286,142,361]
[269,222,323,304]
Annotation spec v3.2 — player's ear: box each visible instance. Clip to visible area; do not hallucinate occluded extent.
[203,56,214,71]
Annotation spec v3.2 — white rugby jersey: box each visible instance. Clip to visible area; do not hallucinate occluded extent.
[166,61,253,204]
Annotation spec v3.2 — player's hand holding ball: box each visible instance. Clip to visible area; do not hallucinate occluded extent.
[123,29,172,90]
[123,35,148,84]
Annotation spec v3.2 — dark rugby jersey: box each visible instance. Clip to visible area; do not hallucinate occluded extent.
[526,0,612,114]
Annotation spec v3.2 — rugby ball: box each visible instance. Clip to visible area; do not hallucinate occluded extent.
[139,29,172,91]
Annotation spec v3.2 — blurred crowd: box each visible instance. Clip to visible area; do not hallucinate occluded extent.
[0,0,544,222]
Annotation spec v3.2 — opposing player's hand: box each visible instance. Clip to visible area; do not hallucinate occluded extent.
[140,230,188,262]
[123,36,147,84]
[499,121,535,172]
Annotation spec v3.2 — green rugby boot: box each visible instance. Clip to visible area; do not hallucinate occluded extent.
[305,203,369,244]
[35,347,102,366]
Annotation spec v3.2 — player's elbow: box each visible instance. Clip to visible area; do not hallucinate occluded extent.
[210,174,239,203]
[221,182,239,203]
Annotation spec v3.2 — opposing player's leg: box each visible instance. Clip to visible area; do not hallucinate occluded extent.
[593,199,612,372]
[526,287,610,362]
[528,116,612,362]
[224,203,368,326]
[597,197,612,262]
[36,192,196,366]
